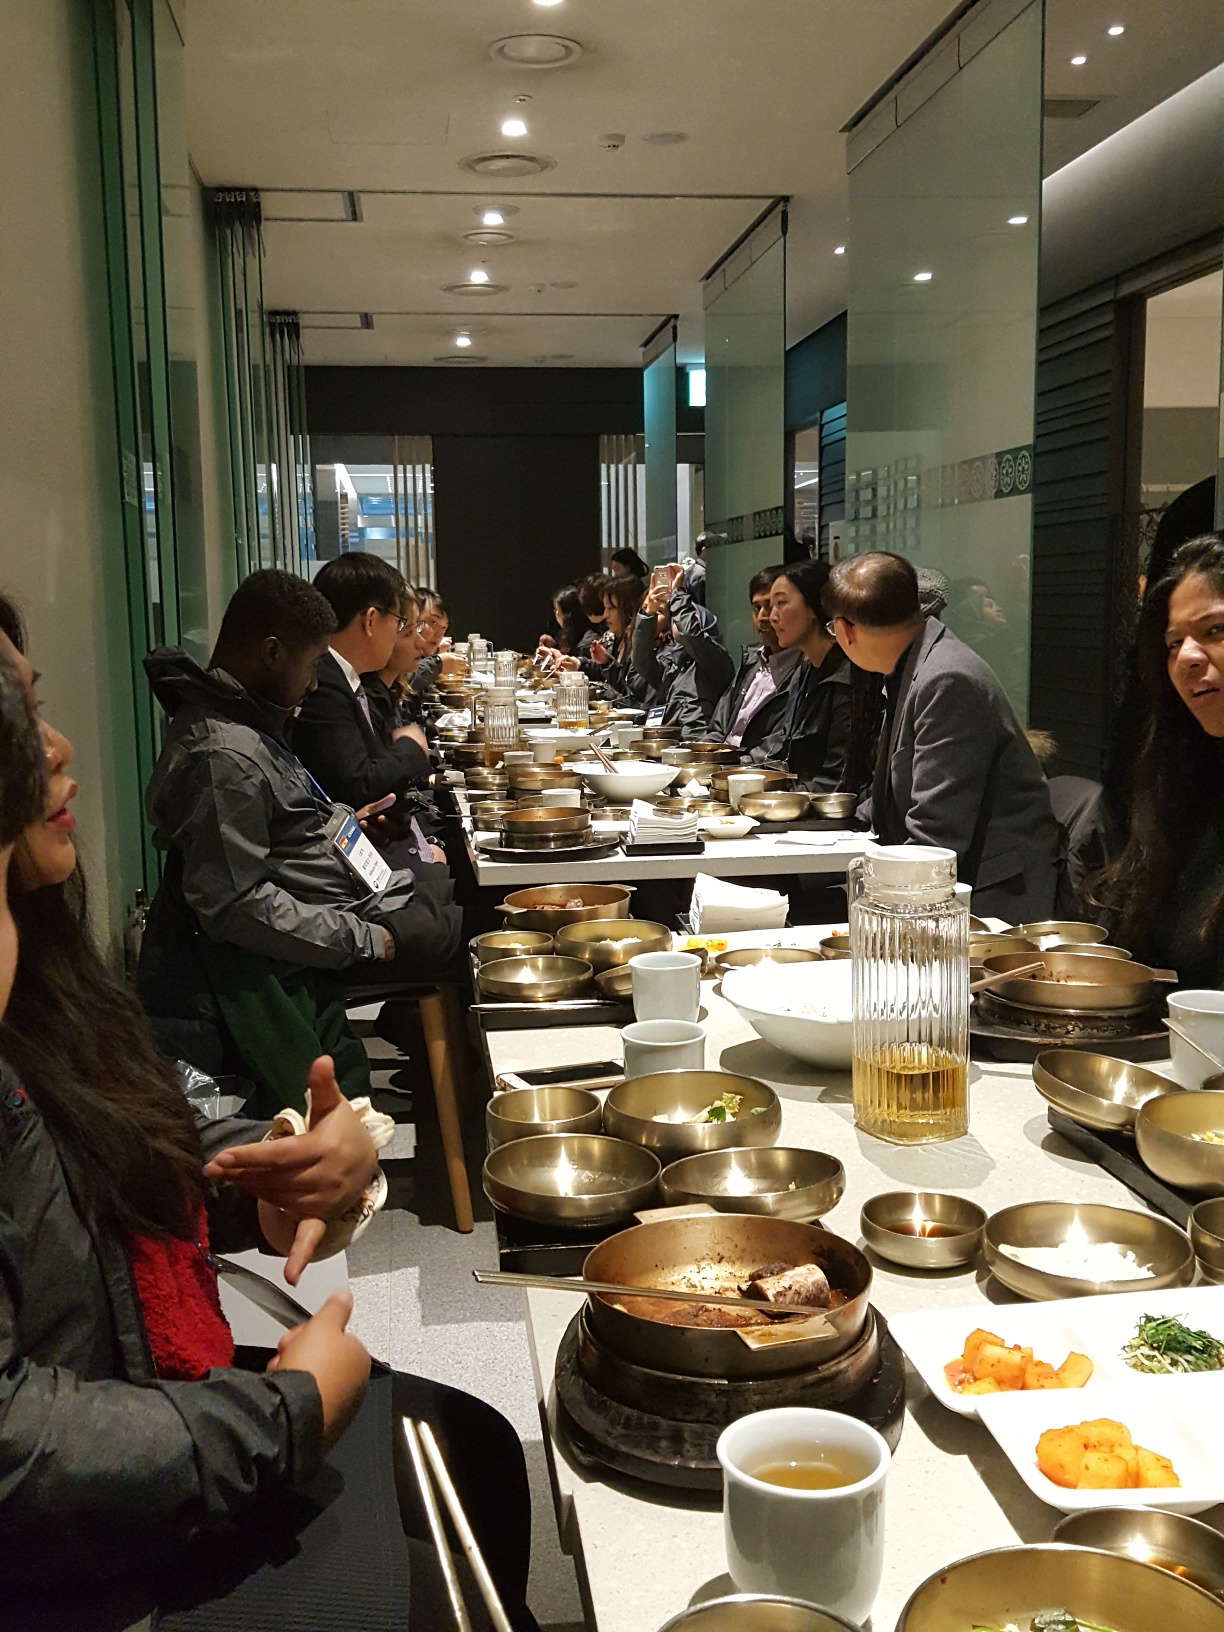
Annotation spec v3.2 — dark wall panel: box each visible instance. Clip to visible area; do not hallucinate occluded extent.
[785,311,848,432]
[431,434,601,651]
[306,366,642,438]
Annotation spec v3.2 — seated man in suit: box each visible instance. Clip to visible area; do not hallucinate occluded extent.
[825,551,1061,921]
[294,553,447,876]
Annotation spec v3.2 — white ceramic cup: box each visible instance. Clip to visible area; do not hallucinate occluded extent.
[726,772,767,812]
[621,1019,705,1079]
[1167,989,1224,1088]
[630,951,702,1023]
[717,1408,889,1628]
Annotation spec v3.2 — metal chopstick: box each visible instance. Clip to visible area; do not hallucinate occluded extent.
[418,1420,515,1632]
[402,1418,472,1632]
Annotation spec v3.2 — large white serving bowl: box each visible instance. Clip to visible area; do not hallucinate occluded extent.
[722,960,854,1068]
[575,758,680,801]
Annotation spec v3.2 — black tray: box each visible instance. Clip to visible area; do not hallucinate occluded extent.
[753,815,867,834]
[1047,1107,1199,1227]
[475,836,621,863]
[623,839,706,856]
[493,1207,628,1274]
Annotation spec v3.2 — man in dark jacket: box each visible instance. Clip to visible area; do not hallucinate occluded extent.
[709,564,804,759]
[630,562,735,738]
[827,552,1061,920]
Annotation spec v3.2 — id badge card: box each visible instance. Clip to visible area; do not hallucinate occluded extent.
[645,706,665,727]
[332,813,392,894]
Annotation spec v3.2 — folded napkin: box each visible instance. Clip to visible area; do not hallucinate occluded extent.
[690,872,788,933]
[628,797,700,844]
[436,709,472,732]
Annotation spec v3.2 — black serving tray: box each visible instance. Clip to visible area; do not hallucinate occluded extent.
[623,839,706,857]
[493,1207,628,1275]
[1046,1107,1199,1228]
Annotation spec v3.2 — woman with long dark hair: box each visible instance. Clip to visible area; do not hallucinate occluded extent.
[1100,534,1224,985]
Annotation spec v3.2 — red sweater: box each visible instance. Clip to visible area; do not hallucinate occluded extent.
[127,1205,234,1380]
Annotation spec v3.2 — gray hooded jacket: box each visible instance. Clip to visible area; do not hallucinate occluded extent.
[144,650,414,970]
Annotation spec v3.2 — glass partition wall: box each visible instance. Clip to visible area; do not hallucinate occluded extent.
[844,0,1043,717]
[704,205,788,660]
[642,320,679,567]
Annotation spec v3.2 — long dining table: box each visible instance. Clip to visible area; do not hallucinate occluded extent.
[475,926,1223,1632]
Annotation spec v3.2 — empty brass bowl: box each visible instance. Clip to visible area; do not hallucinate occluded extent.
[1135,1090,1224,1195]
[969,932,1039,961]
[472,930,554,965]
[1188,1196,1224,1283]
[554,918,671,972]
[485,1087,603,1147]
[602,1069,781,1163]
[481,1133,660,1224]
[594,964,634,1003]
[808,791,859,821]
[737,791,811,821]
[658,1145,845,1220]
[819,933,852,959]
[1015,919,1110,949]
[1053,1508,1224,1598]
[714,946,822,975]
[896,1543,1222,1632]
[983,1200,1195,1299]
[1033,1050,1181,1134]
[476,955,594,1003]
[501,807,591,840]
[860,1190,986,1269]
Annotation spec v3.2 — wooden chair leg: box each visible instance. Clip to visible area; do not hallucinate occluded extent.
[419,989,475,1233]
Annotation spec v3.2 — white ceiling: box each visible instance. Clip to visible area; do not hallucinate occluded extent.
[183,0,1224,369]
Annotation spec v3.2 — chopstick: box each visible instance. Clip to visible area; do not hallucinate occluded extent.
[473,1266,805,1315]
[1165,1015,1224,1071]
[401,1418,515,1632]
[969,959,1044,994]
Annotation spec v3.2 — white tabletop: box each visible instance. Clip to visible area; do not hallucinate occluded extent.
[480,933,1221,1632]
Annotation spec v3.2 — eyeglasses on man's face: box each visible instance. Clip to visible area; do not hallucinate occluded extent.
[825,616,853,639]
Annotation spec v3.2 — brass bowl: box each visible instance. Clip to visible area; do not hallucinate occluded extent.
[659,746,694,765]
[969,932,1039,961]
[481,1133,660,1224]
[860,1190,986,1269]
[1015,919,1110,950]
[1053,1508,1224,1598]
[514,790,589,809]
[658,1596,861,1632]
[1135,1090,1224,1195]
[594,965,634,1003]
[689,799,733,818]
[603,1069,781,1163]
[501,807,591,840]
[714,946,822,975]
[737,791,811,822]
[896,1543,1223,1632]
[682,741,743,766]
[1188,1196,1224,1283]
[554,918,671,973]
[499,883,633,933]
[983,1200,1195,1299]
[981,950,1175,1011]
[464,769,509,790]
[652,796,699,815]
[710,765,793,797]
[472,930,554,965]
[1033,1050,1181,1134]
[808,791,859,821]
[476,955,594,1003]
[506,767,583,792]
[819,933,852,960]
[658,1146,845,1220]
[485,1087,603,1147]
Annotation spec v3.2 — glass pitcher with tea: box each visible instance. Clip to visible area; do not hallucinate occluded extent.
[849,842,969,1143]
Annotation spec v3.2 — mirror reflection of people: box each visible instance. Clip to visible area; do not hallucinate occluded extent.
[629,561,734,737]
[709,566,804,760]
[767,561,852,790]
[610,547,649,580]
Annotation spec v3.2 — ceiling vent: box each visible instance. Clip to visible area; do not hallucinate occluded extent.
[460,151,554,178]
[441,281,509,296]
[1043,97,1102,119]
[532,353,575,363]
[489,34,583,68]
[464,228,517,246]
[643,132,687,146]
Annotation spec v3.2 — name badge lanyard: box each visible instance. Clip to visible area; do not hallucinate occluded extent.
[256,732,392,897]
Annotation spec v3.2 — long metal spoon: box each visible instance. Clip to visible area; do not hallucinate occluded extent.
[473,1266,818,1315]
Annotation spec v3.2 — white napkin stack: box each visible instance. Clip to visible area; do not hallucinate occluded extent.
[690,872,788,932]
[436,709,472,732]
[628,798,699,845]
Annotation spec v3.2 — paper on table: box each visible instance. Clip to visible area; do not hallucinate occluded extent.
[628,797,699,844]
[691,872,788,933]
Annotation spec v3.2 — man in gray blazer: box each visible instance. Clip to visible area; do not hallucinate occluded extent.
[825,552,1061,922]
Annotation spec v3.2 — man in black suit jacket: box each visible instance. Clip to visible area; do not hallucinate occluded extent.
[826,552,1062,922]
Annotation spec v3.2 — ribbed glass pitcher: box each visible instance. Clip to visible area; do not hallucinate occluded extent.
[849,842,969,1144]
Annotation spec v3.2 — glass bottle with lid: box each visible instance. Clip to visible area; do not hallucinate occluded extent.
[849,842,969,1144]
[483,686,520,746]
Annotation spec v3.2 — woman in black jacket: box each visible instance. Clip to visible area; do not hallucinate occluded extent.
[767,559,856,792]
[0,619,536,1631]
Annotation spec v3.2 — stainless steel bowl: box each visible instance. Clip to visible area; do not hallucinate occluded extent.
[819,933,852,960]
[658,1146,845,1220]
[714,946,823,975]
[657,1597,862,1632]
[485,1087,603,1146]
[808,791,859,821]
[1136,1090,1224,1195]
[476,954,594,1003]
[1189,1196,1224,1283]
[1015,919,1110,950]
[1033,1050,1182,1134]
[896,1543,1223,1632]
[1053,1508,1224,1599]
[472,930,554,965]
[738,791,811,822]
[481,1133,660,1224]
[860,1190,986,1269]
[602,1069,781,1164]
[554,918,672,972]
[983,1200,1195,1299]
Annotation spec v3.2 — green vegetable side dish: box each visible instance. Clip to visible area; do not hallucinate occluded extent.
[972,1614,1119,1632]
[697,1092,742,1123]
[1122,1312,1224,1374]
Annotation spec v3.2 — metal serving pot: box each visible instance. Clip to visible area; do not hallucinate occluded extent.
[582,1214,872,1379]
[981,950,1178,1012]
[498,883,634,933]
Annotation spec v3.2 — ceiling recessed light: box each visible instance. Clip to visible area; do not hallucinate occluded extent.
[468,268,490,283]
[1069,53,1087,66]
[455,334,472,348]
[481,209,504,226]
[1107,24,1125,35]
[464,228,517,245]
[441,281,508,296]
[834,245,846,255]
[643,131,688,146]
[501,117,528,138]
[1008,214,1029,225]
[533,0,564,7]
[913,270,933,282]
[460,151,554,178]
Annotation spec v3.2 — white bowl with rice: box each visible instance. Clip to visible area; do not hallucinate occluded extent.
[722,961,854,1068]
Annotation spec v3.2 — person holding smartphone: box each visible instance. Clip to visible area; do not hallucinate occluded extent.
[629,560,735,738]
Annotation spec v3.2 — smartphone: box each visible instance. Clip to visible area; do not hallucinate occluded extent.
[497,1061,624,1091]
[649,564,670,592]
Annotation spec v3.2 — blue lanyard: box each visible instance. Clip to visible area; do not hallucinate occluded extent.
[255,730,334,816]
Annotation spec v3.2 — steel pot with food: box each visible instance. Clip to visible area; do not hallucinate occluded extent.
[582,1213,872,1379]
[498,883,633,933]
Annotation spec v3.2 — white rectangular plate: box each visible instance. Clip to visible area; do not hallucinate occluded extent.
[977,1374,1224,1514]
[890,1283,1224,1418]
